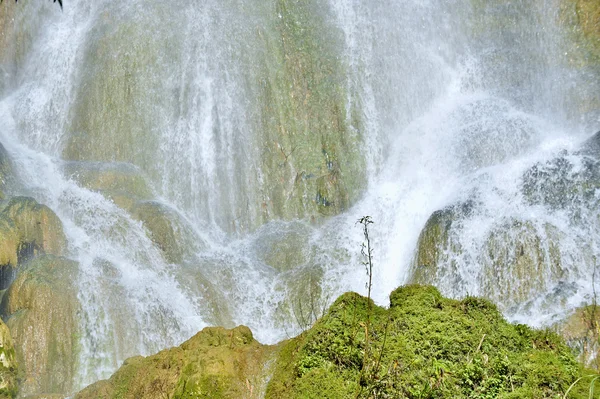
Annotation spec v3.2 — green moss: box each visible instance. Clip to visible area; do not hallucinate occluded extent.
[75,326,275,399]
[266,285,585,399]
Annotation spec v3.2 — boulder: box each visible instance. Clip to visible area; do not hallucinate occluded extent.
[555,304,600,369]
[75,326,275,399]
[410,203,565,310]
[130,201,205,264]
[2,197,67,257]
[0,255,80,396]
[63,161,154,211]
[0,197,67,289]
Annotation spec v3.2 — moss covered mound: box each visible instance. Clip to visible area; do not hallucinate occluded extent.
[267,285,584,399]
[77,285,586,399]
[75,326,276,399]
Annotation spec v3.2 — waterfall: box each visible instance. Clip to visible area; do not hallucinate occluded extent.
[0,0,599,392]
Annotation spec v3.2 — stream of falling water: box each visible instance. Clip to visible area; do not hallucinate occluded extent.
[0,0,599,391]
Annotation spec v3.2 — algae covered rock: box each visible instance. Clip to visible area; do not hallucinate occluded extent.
[75,326,275,399]
[2,197,67,257]
[131,201,204,264]
[0,197,67,289]
[0,319,18,398]
[253,0,366,223]
[77,286,586,399]
[555,305,600,370]
[63,161,154,211]
[0,255,80,397]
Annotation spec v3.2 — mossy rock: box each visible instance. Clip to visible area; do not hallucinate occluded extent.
[63,161,154,211]
[0,319,18,398]
[554,305,600,370]
[0,197,67,289]
[267,285,584,399]
[75,326,276,399]
[252,0,366,223]
[1,197,67,257]
[252,221,314,273]
[131,201,205,264]
[0,255,80,397]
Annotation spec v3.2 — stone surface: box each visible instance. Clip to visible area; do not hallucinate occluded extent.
[0,197,67,289]
[131,201,205,264]
[63,161,154,211]
[2,197,67,257]
[0,255,80,397]
[410,203,565,309]
[555,305,600,370]
[252,0,366,223]
[75,326,275,399]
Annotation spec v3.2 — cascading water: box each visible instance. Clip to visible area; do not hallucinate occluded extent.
[0,0,599,393]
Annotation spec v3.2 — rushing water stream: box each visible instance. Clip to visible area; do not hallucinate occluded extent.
[0,0,599,391]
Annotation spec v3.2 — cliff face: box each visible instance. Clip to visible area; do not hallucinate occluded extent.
[75,285,586,399]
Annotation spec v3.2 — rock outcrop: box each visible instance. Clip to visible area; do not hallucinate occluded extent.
[63,161,154,212]
[0,197,67,289]
[0,255,80,397]
[76,326,275,399]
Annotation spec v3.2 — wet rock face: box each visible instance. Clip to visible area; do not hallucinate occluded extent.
[0,197,67,290]
[0,255,80,397]
[555,305,600,370]
[63,161,154,211]
[251,0,366,224]
[75,325,274,399]
[410,202,565,310]
[131,201,205,264]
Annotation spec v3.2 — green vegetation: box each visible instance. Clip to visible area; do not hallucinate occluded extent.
[268,285,586,399]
